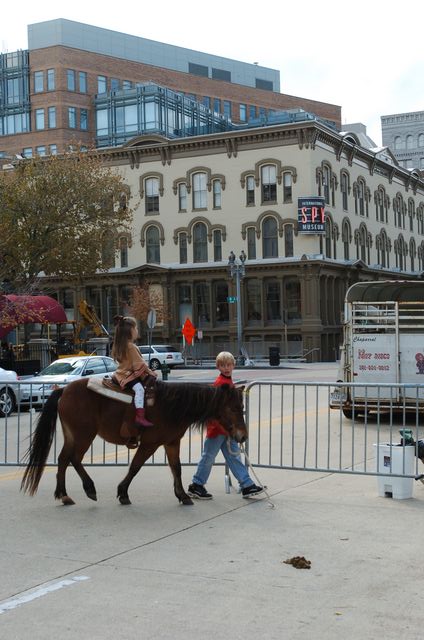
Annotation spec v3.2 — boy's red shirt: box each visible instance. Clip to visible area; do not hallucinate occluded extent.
[206,372,234,438]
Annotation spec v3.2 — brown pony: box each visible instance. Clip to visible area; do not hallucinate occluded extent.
[20,379,247,506]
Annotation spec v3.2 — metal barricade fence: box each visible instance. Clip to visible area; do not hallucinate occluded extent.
[1,379,424,482]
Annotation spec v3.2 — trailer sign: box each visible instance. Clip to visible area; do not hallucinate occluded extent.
[297,197,326,234]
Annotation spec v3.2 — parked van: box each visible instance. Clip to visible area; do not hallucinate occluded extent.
[330,280,424,418]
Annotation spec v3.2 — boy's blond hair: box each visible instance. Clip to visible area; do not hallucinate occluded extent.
[216,351,235,366]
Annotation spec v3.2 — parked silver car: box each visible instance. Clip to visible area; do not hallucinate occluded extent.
[0,367,21,418]
[138,345,184,370]
[19,355,117,408]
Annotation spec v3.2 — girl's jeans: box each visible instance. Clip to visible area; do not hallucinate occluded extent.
[192,434,252,489]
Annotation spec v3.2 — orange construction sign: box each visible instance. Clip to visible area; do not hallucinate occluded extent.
[182,318,196,345]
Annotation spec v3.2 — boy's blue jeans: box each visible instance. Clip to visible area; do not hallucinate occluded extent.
[192,435,253,489]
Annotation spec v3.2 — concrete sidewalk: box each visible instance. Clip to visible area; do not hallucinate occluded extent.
[1,460,424,639]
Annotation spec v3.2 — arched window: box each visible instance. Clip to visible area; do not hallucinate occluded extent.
[325,217,332,258]
[178,184,187,211]
[246,175,255,205]
[213,179,222,208]
[406,135,414,150]
[419,134,424,147]
[323,165,330,204]
[193,222,208,262]
[213,229,222,261]
[342,219,351,260]
[261,165,277,203]
[410,238,416,271]
[284,224,294,257]
[247,227,256,259]
[101,231,115,268]
[179,232,187,264]
[283,172,292,203]
[262,216,278,258]
[145,177,159,214]
[394,136,402,150]
[119,236,128,268]
[146,226,160,264]
[341,171,349,211]
[193,172,207,209]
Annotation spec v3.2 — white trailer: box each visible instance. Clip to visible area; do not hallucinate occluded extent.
[330,280,424,418]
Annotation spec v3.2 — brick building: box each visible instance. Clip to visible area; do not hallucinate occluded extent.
[0,18,341,157]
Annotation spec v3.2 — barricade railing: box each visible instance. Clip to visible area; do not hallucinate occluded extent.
[1,380,424,483]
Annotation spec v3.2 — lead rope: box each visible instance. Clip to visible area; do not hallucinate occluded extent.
[225,438,275,509]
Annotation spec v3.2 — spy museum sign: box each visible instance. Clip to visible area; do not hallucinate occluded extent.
[297,197,326,234]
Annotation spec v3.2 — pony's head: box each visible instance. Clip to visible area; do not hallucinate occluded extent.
[215,385,247,443]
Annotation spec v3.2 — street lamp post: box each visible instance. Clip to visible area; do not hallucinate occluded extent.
[228,250,246,365]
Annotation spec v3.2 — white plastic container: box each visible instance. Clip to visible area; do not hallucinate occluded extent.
[374,443,415,499]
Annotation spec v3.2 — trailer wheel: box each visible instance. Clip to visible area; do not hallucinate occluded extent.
[342,408,353,419]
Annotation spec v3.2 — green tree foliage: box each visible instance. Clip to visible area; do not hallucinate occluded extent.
[0,152,134,292]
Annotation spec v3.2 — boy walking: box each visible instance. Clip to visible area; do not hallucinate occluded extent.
[188,351,263,500]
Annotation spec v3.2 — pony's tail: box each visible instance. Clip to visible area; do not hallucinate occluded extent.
[20,388,64,495]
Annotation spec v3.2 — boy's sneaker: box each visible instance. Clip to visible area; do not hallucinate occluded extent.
[188,483,213,500]
[242,484,264,498]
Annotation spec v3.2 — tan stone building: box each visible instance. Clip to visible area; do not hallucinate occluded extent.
[49,117,424,362]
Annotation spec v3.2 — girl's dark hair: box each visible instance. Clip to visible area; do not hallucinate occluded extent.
[111,316,137,362]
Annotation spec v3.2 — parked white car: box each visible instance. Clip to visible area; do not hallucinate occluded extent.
[19,355,117,408]
[138,345,184,370]
[0,367,20,418]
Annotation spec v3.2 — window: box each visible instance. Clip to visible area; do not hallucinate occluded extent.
[261,165,277,203]
[49,144,57,155]
[212,68,231,82]
[179,233,187,264]
[223,101,231,119]
[283,172,292,203]
[213,179,222,208]
[342,220,351,260]
[119,237,128,268]
[194,283,210,324]
[213,98,221,114]
[47,69,55,91]
[23,147,32,158]
[146,226,160,263]
[193,173,207,209]
[265,281,281,322]
[262,217,278,258]
[249,105,256,120]
[246,279,262,321]
[35,109,45,130]
[122,80,132,90]
[189,62,208,77]
[213,229,222,261]
[202,96,211,109]
[36,146,46,156]
[255,78,273,91]
[97,75,107,94]
[284,224,294,257]
[34,71,44,93]
[48,106,56,128]
[246,176,255,205]
[324,166,332,204]
[101,231,115,268]
[178,183,187,211]
[285,279,301,320]
[247,227,256,259]
[215,282,229,322]
[193,222,208,262]
[394,136,402,150]
[341,172,349,211]
[68,107,77,129]
[145,178,159,214]
[111,78,120,91]
[79,71,87,93]
[80,109,88,130]
[67,69,76,91]
[406,135,414,150]
[239,104,247,122]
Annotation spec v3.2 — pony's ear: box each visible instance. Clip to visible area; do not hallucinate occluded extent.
[234,384,245,393]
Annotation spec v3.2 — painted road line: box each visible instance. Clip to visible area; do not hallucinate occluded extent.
[0,576,90,614]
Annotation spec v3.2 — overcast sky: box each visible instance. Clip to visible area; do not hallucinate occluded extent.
[2,0,423,146]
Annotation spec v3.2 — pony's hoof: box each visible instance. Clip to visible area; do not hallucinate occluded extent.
[180,496,194,506]
[62,496,75,506]
[119,495,131,505]
[86,492,97,501]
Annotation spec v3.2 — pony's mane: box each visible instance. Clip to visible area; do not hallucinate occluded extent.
[153,380,233,428]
